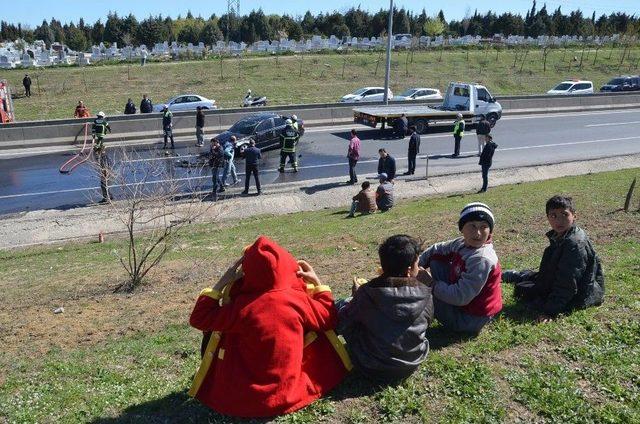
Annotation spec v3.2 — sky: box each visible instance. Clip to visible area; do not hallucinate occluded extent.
[4,0,639,27]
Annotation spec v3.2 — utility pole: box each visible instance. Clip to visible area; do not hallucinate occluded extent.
[226,0,240,42]
[383,0,393,105]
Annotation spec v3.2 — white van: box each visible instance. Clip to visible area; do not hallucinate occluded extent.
[547,80,594,95]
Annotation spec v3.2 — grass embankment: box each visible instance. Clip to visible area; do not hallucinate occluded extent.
[3,46,640,121]
[0,168,639,423]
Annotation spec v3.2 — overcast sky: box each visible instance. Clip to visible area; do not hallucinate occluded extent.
[5,0,639,27]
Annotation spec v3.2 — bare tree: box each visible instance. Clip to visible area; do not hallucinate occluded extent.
[91,147,216,292]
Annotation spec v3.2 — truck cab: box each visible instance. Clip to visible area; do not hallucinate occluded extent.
[441,82,502,124]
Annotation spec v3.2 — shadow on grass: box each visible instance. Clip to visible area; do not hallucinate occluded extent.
[90,389,270,424]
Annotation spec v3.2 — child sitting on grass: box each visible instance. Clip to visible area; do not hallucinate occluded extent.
[338,234,434,383]
[188,236,350,418]
[419,202,503,334]
[503,195,605,323]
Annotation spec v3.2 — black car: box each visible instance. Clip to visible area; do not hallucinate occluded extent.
[215,112,304,155]
[600,76,640,92]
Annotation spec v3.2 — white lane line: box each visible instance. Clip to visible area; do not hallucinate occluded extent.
[501,108,640,121]
[2,135,639,201]
[585,121,640,127]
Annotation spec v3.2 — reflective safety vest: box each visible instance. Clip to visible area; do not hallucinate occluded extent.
[92,118,110,138]
[280,126,299,153]
[453,119,465,137]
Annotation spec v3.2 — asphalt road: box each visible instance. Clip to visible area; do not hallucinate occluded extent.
[1,108,639,216]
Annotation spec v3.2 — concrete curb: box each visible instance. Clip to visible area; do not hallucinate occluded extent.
[1,153,638,250]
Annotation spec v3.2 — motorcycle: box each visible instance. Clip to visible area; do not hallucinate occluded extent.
[242,95,268,107]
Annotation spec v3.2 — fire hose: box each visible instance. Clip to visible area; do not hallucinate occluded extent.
[59,123,93,174]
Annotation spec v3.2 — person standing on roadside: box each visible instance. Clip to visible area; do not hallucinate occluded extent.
[396,113,408,139]
[74,101,91,118]
[478,135,498,193]
[23,74,32,97]
[92,111,113,204]
[242,139,262,195]
[221,136,240,188]
[346,129,361,185]
[195,106,205,147]
[124,98,136,114]
[405,126,420,175]
[162,105,175,152]
[452,113,465,158]
[476,116,491,156]
[209,138,225,201]
[278,119,299,172]
[140,94,153,114]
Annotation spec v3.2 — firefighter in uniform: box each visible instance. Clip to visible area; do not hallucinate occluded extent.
[452,112,465,158]
[291,114,299,132]
[92,111,113,203]
[278,119,299,172]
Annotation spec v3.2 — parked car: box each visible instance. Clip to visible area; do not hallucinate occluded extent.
[547,80,594,95]
[339,87,393,103]
[600,76,640,92]
[152,94,217,112]
[214,112,304,155]
[393,87,443,101]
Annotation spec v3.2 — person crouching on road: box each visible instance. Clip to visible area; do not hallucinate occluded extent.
[209,138,225,201]
[452,113,465,158]
[92,111,113,204]
[162,105,175,152]
[418,202,503,334]
[279,119,299,172]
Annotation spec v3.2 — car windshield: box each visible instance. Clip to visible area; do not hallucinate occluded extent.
[399,89,418,96]
[607,78,626,85]
[553,83,573,91]
[352,88,369,95]
[229,118,261,135]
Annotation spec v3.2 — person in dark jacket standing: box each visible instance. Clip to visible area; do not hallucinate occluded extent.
[477,135,497,193]
[395,114,408,139]
[140,94,153,113]
[195,107,205,146]
[476,116,491,155]
[23,74,32,97]
[346,129,361,184]
[405,126,420,175]
[502,196,605,323]
[452,113,465,157]
[338,234,433,383]
[377,148,396,181]
[162,105,175,151]
[242,139,262,195]
[124,98,136,114]
[209,138,225,201]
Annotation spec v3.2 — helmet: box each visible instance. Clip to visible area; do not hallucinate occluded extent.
[291,114,297,121]
[286,119,293,125]
[456,113,463,119]
[163,104,169,110]
[97,111,105,117]
[247,89,251,94]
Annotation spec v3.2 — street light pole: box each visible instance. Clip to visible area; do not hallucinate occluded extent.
[383,0,393,105]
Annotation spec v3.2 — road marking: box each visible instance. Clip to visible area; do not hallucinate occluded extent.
[2,135,639,201]
[585,121,640,127]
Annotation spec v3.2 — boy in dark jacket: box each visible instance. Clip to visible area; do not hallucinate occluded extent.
[338,234,434,383]
[503,196,605,322]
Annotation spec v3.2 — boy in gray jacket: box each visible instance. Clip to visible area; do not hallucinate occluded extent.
[338,235,433,383]
[503,195,605,322]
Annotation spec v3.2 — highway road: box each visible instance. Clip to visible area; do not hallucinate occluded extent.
[1,108,639,216]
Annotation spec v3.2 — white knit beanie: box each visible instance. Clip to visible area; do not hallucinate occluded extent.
[458,202,495,232]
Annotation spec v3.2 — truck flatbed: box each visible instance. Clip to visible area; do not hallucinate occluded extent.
[352,105,472,119]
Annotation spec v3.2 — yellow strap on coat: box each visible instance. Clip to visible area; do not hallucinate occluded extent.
[324,330,353,371]
[303,331,318,347]
[188,332,221,397]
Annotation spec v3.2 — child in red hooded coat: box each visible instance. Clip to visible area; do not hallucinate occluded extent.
[189,236,351,418]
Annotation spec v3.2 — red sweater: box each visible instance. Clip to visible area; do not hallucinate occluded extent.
[189,236,350,417]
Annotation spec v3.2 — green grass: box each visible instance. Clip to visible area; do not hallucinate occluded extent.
[3,46,640,121]
[0,168,639,422]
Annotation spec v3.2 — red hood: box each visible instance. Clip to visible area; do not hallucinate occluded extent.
[240,236,304,294]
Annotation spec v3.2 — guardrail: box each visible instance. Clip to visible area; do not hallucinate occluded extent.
[2,92,640,152]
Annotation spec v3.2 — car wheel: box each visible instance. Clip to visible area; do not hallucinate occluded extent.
[414,119,429,134]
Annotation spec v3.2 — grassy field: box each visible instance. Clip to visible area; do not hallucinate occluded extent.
[2,46,640,122]
[0,167,639,422]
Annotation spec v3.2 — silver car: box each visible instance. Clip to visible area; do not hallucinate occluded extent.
[393,88,443,101]
[153,94,217,112]
[340,87,393,103]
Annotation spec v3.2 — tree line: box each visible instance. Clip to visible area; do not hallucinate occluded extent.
[1,1,638,52]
